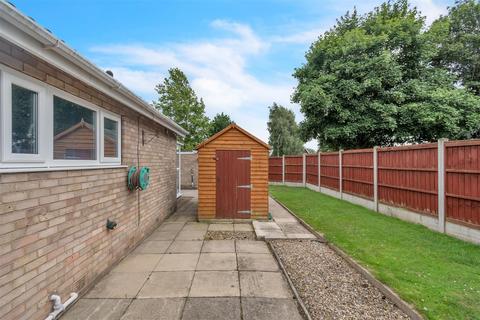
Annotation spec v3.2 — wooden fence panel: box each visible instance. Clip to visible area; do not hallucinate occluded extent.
[445,140,480,227]
[342,149,374,199]
[306,154,318,186]
[268,157,283,182]
[378,144,438,216]
[285,156,303,183]
[320,152,340,191]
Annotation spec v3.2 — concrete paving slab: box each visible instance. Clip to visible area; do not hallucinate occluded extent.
[149,231,178,241]
[157,222,186,232]
[61,298,131,320]
[240,272,292,299]
[134,240,171,254]
[278,222,311,234]
[196,253,237,271]
[253,221,281,230]
[234,224,253,232]
[176,230,206,241]
[155,253,199,271]
[189,271,240,297]
[183,223,209,232]
[237,253,279,272]
[273,217,297,223]
[236,241,270,254]
[112,254,163,273]
[85,272,149,298]
[166,215,196,222]
[256,229,287,240]
[137,271,194,298]
[242,298,303,320]
[202,240,235,253]
[286,233,316,239]
[120,298,185,320]
[208,223,234,231]
[167,240,203,253]
[181,297,241,320]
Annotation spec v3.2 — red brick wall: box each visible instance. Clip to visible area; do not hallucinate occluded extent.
[0,38,178,319]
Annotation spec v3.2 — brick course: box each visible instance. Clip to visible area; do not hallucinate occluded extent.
[180,152,198,189]
[0,38,178,320]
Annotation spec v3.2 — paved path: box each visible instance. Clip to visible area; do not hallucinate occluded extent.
[253,198,316,240]
[62,193,303,320]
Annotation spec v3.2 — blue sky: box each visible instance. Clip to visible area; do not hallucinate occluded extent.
[12,0,452,148]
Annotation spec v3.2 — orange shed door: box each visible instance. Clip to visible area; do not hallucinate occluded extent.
[216,150,251,219]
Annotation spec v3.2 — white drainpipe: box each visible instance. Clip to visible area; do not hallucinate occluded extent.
[44,293,78,320]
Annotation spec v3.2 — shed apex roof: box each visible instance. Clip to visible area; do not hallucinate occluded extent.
[196,123,271,150]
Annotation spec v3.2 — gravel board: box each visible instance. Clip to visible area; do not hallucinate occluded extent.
[205,231,256,240]
[270,240,410,320]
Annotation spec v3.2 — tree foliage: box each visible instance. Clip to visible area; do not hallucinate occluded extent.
[153,68,210,150]
[293,0,480,150]
[267,103,304,156]
[209,112,233,136]
[429,0,480,95]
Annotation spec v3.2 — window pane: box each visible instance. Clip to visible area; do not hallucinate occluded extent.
[54,96,96,160]
[104,117,118,158]
[11,84,38,154]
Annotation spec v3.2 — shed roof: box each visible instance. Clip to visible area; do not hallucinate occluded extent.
[196,123,271,150]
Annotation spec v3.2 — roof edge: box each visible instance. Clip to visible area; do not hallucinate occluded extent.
[196,123,271,150]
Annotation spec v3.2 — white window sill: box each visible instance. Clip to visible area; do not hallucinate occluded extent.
[0,164,128,174]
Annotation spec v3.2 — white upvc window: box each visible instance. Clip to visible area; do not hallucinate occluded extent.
[0,66,122,171]
[100,111,121,163]
[1,72,47,163]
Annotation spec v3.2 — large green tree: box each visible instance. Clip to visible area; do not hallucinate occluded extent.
[153,68,210,150]
[208,112,233,137]
[429,0,480,95]
[293,0,480,150]
[267,103,304,156]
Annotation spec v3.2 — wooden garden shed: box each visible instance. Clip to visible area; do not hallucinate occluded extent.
[196,123,270,221]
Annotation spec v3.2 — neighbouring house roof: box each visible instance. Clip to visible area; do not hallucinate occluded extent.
[0,1,188,138]
[196,123,271,150]
[53,119,116,143]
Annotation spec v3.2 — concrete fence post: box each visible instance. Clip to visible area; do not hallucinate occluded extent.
[373,146,379,212]
[438,138,447,233]
[317,151,321,192]
[282,155,285,184]
[339,149,343,199]
[302,153,306,187]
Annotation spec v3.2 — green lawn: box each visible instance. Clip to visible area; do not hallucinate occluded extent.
[270,185,480,320]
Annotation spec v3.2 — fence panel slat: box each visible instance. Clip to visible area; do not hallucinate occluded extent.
[342,149,374,199]
[445,140,480,227]
[320,152,340,191]
[285,156,303,183]
[268,157,283,182]
[306,154,318,186]
[378,144,438,216]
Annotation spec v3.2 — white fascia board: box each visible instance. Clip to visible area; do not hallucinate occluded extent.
[0,2,188,137]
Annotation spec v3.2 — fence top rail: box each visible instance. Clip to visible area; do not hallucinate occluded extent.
[269,156,283,159]
[445,139,480,147]
[378,143,437,152]
[284,155,303,158]
[321,151,340,155]
[342,148,374,154]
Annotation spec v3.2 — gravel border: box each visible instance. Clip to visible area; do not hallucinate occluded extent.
[270,239,410,320]
[204,231,256,240]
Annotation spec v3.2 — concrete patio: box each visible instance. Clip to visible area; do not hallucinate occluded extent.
[61,191,303,320]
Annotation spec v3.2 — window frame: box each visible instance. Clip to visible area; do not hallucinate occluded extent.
[0,66,123,171]
[100,111,121,163]
[1,71,47,163]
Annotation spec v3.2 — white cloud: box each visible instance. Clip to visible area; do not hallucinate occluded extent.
[90,20,296,145]
[411,0,448,25]
[271,27,325,44]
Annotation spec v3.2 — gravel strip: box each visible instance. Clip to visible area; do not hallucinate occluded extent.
[270,240,410,320]
[204,231,256,240]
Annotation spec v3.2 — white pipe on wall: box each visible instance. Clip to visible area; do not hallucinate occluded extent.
[44,293,78,320]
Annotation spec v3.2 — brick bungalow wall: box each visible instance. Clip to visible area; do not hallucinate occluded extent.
[0,38,178,320]
[180,152,198,189]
